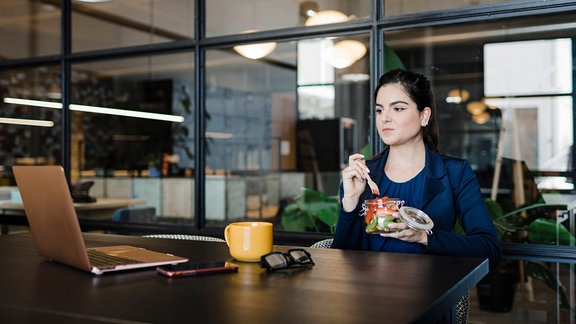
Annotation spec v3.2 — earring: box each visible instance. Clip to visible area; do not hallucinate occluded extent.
[421,123,428,127]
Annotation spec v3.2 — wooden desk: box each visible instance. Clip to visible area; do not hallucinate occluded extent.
[0,233,488,323]
[0,198,145,220]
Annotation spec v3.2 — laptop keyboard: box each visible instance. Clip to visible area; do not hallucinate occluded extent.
[87,249,142,268]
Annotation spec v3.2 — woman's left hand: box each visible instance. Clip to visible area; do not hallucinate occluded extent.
[380,213,428,245]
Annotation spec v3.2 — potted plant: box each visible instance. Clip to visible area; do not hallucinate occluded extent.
[477,198,573,312]
[280,188,339,233]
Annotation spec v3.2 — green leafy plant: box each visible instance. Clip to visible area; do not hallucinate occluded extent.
[485,198,573,310]
[280,188,339,233]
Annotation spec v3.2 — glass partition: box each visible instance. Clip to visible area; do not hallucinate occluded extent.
[0,65,62,185]
[72,0,195,52]
[72,53,195,224]
[385,10,575,241]
[206,0,371,37]
[205,34,370,232]
[0,0,60,60]
[384,0,517,16]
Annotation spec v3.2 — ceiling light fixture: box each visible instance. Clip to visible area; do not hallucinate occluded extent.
[3,98,184,123]
[325,40,367,69]
[70,104,184,122]
[471,111,491,124]
[341,73,370,82]
[305,10,349,26]
[233,42,277,60]
[4,98,63,109]
[206,132,234,139]
[0,117,54,127]
[446,89,470,104]
[233,30,277,60]
[75,0,111,3]
[300,1,319,17]
[466,101,486,115]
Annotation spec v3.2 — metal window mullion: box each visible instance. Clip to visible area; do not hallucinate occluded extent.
[61,0,72,182]
[194,0,206,230]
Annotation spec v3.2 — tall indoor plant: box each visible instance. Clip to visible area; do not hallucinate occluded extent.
[480,198,573,312]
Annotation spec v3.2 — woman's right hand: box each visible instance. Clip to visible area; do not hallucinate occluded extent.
[341,153,370,212]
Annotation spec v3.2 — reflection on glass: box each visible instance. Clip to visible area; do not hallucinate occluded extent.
[206,46,297,223]
[484,96,573,173]
[304,9,349,26]
[0,66,62,176]
[233,42,278,60]
[0,0,60,59]
[386,12,575,195]
[205,34,369,230]
[71,53,195,221]
[72,1,194,52]
[384,0,514,16]
[206,0,370,37]
[298,85,334,119]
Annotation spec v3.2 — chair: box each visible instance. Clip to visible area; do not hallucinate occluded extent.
[143,234,225,242]
[310,238,333,248]
[456,291,470,324]
[309,238,469,323]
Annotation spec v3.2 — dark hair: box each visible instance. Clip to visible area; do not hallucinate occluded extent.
[374,69,440,152]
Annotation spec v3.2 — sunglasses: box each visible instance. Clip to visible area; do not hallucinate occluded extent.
[259,249,315,272]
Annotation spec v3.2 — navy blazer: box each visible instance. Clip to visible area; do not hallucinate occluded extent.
[332,146,502,269]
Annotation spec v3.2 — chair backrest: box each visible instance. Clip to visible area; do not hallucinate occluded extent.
[456,292,470,324]
[143,234,225,242]
[310,238,333,249]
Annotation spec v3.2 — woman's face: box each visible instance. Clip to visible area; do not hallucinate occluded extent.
[375,83,430,147]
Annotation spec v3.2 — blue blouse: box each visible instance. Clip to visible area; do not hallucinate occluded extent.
[368,170,426,253]
[382,169,424,208]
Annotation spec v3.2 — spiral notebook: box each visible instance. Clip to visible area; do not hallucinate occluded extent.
[12,165,188,275]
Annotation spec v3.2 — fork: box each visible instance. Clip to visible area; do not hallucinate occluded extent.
[364,172,380,196]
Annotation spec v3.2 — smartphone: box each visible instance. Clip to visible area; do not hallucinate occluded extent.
[157,261,239,277]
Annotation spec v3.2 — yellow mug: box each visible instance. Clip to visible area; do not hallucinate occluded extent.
[224,222,273,262]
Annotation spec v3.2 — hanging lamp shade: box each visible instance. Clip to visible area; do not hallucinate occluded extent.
[233,30,277,60]
[325,40,367,69]
[233,42,277,60]
[305,10,349,26]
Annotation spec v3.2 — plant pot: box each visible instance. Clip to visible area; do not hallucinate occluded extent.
[476,271,516,312]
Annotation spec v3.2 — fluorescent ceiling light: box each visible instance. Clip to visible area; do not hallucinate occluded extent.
[3,98,184,123]
[0,117,54,127]
[341,73,369,82]
[4,98,63,109]
[446,89,470,104]
[70,104,184,123]
[206,132,234,139]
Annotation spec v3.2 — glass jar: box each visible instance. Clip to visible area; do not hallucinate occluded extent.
[362,197,404,234]
[398,206,434,235]
[361,198,434,234]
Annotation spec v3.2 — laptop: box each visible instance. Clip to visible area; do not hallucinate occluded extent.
[12,165,188,275]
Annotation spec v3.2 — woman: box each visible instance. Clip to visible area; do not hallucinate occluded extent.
[332,69,501,270]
